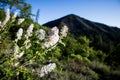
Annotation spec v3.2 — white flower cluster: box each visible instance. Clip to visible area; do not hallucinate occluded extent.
[0,9,10,29]
[60,25,68,39]
[25,24,34,38]
[23,24,34,49]
[14,28,24,59]
[13,44,24,59]
[13,62,20,67]
[35,29,46,40]
[16,28,23,40]
[13,44,19,54]
[14,51,24,58]
[12,11,18,19]
[15,24,34,52]
[0,9,25,30]
[39,63,56,77]
[13,23,34,67]
[41,27,59,48]
[18,18,25,25]
[24,39,31,49]
[0,21,1,25]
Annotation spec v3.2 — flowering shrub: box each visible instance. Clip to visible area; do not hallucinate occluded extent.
[0,9,68,80]
[16,28,23,40]
[0,9,10,29]
[41,26,60,48]
[60,25,68,39]
[34,63,57,77]
[35,29,46,40]
[18,18,25,25]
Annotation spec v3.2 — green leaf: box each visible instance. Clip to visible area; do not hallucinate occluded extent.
[4,68,13,76]
[59,41,66,46]
[29,60,33,64]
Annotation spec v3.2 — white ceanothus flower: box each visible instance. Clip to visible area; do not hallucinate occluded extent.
[24,39,31,49]
[39,63,56,77]
[16,28,23,40]
[0,21,1,25]
[41,27,59,48]
[13,44,24,59]
[13,44,19,54]
[0,9,10,28]
[12,11,18,19]
[14,62,20,67]
[26,24,34,37]
[14,51,24,58]
[60,25,68,39]
[36,29,46,40]
[18,18,25,25]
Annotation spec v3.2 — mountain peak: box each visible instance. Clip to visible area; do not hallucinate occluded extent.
[63,14,79,18]
[43,14,120,41]
[61,14,82,21]
[43,14,83,29]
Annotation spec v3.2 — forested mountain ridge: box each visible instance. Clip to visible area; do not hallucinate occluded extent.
[43,14,120,53]
[43,14,120,41]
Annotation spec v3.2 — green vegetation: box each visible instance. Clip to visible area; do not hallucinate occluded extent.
[0,0,120,80]
[0,0,32,18]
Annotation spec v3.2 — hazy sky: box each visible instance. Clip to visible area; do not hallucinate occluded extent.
[27,0,120,27]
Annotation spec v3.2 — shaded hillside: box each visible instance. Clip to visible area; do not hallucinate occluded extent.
[43,14,120,53]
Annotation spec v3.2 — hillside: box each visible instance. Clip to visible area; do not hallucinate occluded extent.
[43,14,120,53]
